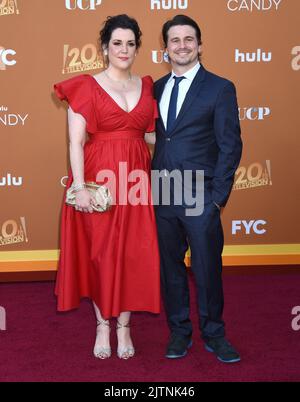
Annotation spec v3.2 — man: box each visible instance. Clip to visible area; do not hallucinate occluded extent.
[152,15,243,363]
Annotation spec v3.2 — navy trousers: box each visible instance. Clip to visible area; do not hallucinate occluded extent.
[155,201,225,341]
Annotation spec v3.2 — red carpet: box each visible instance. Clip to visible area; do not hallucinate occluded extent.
[0,273,300,382]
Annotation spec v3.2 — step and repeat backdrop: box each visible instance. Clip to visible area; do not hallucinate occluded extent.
[0,0,300,272]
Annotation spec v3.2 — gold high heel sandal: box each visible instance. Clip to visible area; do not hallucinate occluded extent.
[116,320,135,360]
[93,318,111,359]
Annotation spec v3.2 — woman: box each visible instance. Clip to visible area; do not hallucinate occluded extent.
[54,15,160,360]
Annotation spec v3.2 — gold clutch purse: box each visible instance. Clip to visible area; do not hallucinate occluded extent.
[66,182,112,212]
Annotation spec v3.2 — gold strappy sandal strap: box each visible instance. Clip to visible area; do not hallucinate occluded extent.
[97,318,111,329]
[116,320,130,330]
[94,318,111,359]
[116,320,135,359]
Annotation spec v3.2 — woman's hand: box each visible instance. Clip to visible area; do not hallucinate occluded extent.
[144,132,156,145]
[75,189,95,213]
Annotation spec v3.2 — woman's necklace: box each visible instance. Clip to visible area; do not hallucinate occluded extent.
[104,70,133,89]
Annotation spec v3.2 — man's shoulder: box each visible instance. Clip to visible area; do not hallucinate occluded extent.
[204,68,235,89]
[154,73,171,88]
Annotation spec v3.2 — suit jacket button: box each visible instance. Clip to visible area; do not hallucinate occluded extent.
[166,137,171,142]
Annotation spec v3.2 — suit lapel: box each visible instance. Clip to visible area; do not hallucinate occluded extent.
[169,66,206,135]
[156,74,171,104]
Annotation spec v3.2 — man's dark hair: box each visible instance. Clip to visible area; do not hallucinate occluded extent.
[162,15,202,47]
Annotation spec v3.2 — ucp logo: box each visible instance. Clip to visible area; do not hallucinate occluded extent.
[65,0,102,10]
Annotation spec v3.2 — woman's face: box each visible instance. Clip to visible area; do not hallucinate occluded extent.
[105,28,137,71]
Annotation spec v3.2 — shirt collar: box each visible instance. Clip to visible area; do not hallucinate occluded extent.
[168,62,201,84]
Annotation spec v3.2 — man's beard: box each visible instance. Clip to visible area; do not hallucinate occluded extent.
[172,54,198,66]
[170,50,198,66]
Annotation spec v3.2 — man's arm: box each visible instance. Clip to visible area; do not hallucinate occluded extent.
[212,81,243,207]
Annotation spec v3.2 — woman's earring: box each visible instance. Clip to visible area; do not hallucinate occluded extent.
[103,49,108,56]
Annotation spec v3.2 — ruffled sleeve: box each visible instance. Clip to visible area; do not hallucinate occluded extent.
[54,75,97,133]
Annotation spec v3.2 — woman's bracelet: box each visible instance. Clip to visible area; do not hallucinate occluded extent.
[72,183,86,193]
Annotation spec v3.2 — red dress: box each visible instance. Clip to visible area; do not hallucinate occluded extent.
[54,74,160,318]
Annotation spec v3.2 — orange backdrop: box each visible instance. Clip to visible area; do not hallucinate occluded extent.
[1,0,300,273]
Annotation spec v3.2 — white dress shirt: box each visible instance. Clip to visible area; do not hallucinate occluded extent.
[159,62,201,130]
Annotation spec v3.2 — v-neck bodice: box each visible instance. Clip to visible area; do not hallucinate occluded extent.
[54,74,158,137]
[89,75,144,115]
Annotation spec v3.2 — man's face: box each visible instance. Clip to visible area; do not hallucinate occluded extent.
[166,25,201,68]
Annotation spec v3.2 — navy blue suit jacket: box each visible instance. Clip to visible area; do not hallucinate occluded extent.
[152,66,243,207]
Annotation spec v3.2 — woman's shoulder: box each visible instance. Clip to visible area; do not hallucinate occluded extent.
[54,74,94,101]
[54,74,93,92]
[140,76,155,93]
[142,75,154,85]
[58,73,91,85]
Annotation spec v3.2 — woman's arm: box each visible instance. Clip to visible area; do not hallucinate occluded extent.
[68,107,94,213]
[68,107,86,185]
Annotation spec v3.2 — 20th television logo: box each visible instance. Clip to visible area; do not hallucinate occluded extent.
[62,44,103,74]
[233,160,272,191]
[0,0,19,16]
[0,217,29,247]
